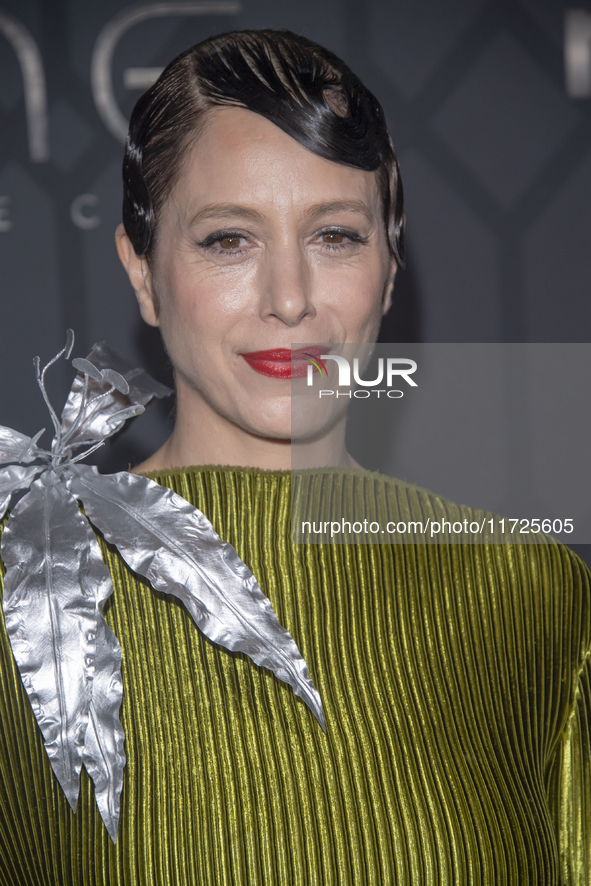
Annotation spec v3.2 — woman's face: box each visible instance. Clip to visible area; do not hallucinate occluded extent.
[132,106,396,441]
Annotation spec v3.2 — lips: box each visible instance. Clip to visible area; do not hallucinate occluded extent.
[241,346,328,379]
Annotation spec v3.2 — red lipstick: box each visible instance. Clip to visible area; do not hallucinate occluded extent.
[242,346,328,379]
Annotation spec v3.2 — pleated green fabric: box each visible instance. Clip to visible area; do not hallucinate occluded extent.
[0,466,590,885]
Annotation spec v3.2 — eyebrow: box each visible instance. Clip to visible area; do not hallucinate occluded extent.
[188,204,266,226]
[188,199,374,227]
[303,200,374,222]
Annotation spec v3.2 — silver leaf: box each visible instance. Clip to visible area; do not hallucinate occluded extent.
[71,357,103,381]
[82,618,125,844]
[64,328,75,360]
[66,465,325,730]
[79,515,125,844]
[106,405,144,425]
[100,368,130,395]
[60,343,172,447]
[0,464,42,520]
[0,425,37,465]
[83,342,172,402]
[1,471,100,810]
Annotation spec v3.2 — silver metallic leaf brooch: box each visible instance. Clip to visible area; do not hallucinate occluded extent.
[0,331,325,842]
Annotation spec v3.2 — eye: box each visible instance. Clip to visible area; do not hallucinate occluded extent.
[219,234,242,250]
[322,231,344,245]
[317,227,366,251]
[196,229,249,255]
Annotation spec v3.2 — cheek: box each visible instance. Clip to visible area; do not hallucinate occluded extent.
[319,258,390,334]
[154,258,214,340]
[156,254,254,332]
[151,265,211,379]
[152,261,254,392]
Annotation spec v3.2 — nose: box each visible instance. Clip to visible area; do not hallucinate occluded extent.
[258,243,316,327]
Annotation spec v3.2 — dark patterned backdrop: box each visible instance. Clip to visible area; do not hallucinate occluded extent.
[0,2,590,524]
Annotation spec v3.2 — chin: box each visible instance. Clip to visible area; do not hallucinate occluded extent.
[242,418,292,442]
[238,396,292,438]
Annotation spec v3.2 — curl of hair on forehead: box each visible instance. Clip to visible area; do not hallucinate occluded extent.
[123,29,405,268]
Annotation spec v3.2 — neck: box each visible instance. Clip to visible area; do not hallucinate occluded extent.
[133,385,360,474]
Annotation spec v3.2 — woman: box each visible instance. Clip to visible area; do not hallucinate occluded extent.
[0,29,589,885]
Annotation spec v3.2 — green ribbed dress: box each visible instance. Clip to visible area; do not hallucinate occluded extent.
[0,467,589,885]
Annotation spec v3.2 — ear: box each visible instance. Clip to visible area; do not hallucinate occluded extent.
[115,224,160,327]
[381,257,397,316]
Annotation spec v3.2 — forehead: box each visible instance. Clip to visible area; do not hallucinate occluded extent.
[167,106,382,218]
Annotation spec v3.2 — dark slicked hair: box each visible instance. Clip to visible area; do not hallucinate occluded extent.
[122,29,405,267]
